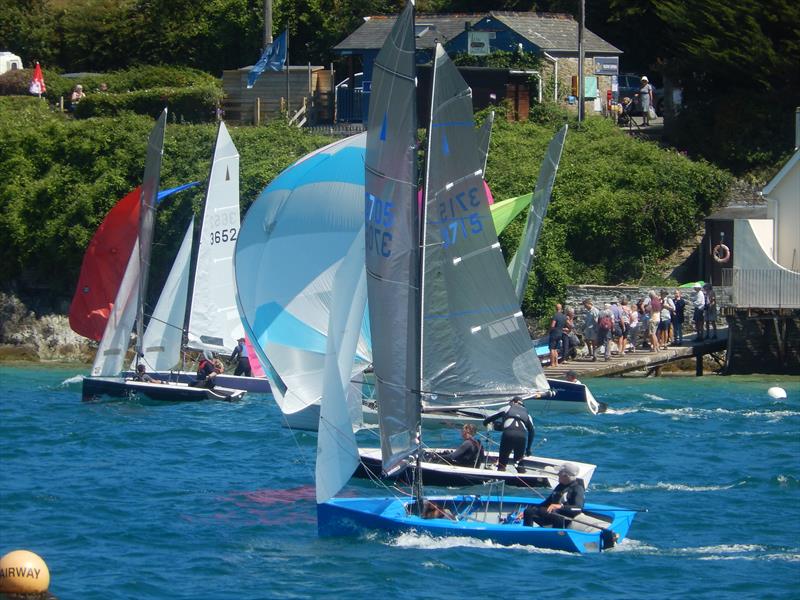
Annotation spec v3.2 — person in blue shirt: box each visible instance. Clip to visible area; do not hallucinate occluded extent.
[230,337,252,377]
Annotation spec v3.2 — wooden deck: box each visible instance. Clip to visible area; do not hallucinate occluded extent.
[544,329,728,378]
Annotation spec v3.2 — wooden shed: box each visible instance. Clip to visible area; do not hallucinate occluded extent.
[222,65,333,125]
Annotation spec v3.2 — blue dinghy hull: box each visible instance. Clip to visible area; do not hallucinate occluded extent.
[318,495,635,553]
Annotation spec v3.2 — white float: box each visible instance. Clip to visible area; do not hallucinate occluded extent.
[767,386,787,400]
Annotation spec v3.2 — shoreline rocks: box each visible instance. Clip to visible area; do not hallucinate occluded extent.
[0,293,94,363]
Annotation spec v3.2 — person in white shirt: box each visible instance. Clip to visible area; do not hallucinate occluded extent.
[692,285,706,341]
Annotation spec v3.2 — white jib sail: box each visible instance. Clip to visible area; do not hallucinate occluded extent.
[92,244,141,376]
[133,218,194,371]
[316,232,366,502]
[187,122,243,354]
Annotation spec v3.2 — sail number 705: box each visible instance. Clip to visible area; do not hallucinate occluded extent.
[365,193,394,258]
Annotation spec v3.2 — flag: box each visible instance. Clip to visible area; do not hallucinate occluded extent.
[29,62,46,96]
[247,30,287,89]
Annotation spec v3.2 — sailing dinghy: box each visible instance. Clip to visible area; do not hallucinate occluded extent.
[126,122,268,393]
[78,111,245,402]
[314,3,636,552]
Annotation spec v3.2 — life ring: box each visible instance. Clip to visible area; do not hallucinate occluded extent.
[712,243,731,263]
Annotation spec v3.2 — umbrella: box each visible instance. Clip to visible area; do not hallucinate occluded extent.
[678,281,704,288]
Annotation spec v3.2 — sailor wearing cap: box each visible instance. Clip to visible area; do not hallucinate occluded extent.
[482,397,535,473]
[523,462,585,528]
[230,336,252,377]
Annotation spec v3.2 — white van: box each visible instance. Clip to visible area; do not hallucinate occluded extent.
[0,52,23,75]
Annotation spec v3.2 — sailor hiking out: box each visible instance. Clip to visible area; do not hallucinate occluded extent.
[483,397,535,473]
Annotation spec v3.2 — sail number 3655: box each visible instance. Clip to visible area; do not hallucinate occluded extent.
[366,193,394,257]
[210,228,238,245]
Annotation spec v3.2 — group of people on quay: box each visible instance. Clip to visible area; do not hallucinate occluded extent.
[547,283,718,363]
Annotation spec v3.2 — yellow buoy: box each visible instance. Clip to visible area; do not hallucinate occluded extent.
[0,550,50,594]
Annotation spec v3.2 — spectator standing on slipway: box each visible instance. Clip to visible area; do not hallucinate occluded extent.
[673,289,686,345]
[644,290,663,351]
[581,299,599,360]
[704,283,718,339]
[548,303,568,366]
[693,285,706,341]
[627,299,640,353]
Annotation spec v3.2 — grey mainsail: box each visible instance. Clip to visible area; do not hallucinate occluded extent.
[364,2,420,474]
[135,109,167,359]
[422,45,547,403]
[508,124,568,304]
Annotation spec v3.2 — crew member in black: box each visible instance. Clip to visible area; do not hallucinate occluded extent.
[482,396,535,473]
[435,424,485,467]
[190,353,218,389]
[523,462,585,528]
[230,337,252,377]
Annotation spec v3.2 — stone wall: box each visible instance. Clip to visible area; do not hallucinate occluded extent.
[0,293,93,362]
[724,310,800,374]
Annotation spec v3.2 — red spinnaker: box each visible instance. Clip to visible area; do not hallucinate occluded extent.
[69,187,142,341]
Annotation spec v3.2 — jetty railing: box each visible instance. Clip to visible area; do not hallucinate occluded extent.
[721,268,800,308]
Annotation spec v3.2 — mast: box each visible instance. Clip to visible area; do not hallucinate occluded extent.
[134,109,167,364]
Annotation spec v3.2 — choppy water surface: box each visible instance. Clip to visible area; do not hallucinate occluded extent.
[1,365,798,599]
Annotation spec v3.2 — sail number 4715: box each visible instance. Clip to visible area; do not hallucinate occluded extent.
[366,193,394,257]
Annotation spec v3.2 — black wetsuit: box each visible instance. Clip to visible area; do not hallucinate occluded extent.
[523,479,585,528]
[442,437,484,467]
[483,403,535,470]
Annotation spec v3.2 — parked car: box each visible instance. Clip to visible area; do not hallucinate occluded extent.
[616,73,664,116]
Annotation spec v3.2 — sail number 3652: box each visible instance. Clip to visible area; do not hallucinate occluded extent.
[210,228,238,245]
[366,193,394,257]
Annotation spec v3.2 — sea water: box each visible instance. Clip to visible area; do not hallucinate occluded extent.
[1,365,798,599]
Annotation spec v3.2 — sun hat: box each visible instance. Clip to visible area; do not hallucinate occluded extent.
[641,75,649,82]
[558,463,579,477]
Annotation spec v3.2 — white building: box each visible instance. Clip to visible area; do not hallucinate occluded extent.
[0,52,22,75]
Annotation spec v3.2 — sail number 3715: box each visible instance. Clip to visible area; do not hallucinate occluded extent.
[366,193,394,258]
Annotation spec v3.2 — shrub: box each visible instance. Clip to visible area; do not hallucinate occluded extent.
[73,85,223,123]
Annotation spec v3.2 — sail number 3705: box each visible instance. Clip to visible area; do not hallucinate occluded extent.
[366,193,394,257]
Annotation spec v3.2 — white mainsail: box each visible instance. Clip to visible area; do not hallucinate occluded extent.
[92,244,141,376]
[133,218,194,371]
[187,122,243,354]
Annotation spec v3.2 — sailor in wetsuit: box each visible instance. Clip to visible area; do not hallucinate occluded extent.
[435,424,485,467]
[191,352,219,389]
[523,462,585,528]
[483,396,535,473]
[230,337,252,377]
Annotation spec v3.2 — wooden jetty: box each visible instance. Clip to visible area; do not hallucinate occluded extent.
[544,330,728,379]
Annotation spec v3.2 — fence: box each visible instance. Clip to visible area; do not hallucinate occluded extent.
[721,268,800,308]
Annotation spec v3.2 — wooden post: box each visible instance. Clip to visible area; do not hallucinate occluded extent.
[255,97,261,126]
[695,354,703,376]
